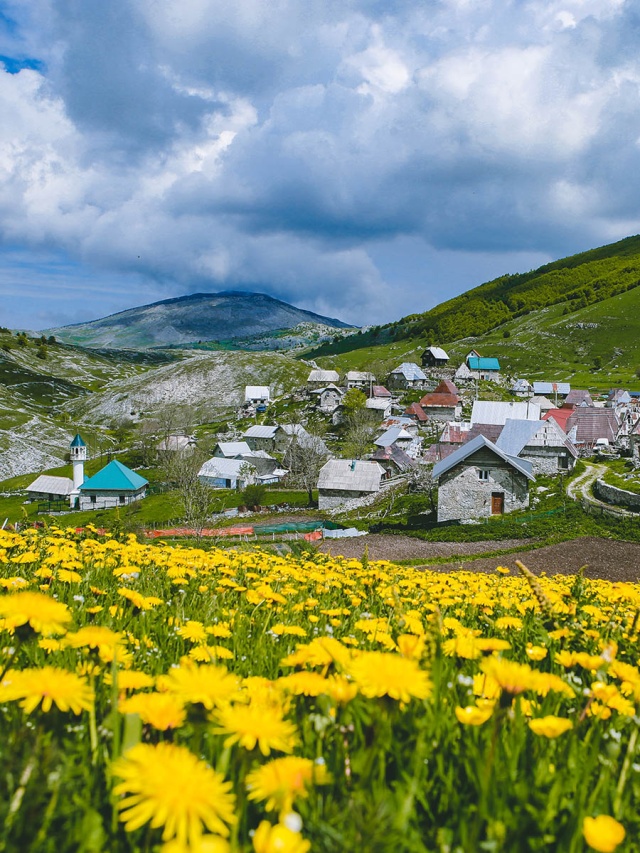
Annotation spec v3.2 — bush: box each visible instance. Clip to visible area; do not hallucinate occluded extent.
[241,483,267,508]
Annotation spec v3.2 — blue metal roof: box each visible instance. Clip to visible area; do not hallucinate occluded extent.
[467,357,501,371]
[79,460,148,492]
[496,419,544,457]
[70,433,86,447]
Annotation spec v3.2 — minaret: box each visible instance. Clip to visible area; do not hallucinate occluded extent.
[69,434,87,506]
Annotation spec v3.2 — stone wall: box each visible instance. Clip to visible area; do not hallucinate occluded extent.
[437,457,529,522]
[318,489,377,510]
[594,479,640,511]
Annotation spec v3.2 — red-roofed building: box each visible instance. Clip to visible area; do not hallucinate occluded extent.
[405,402,428,422]
[419,380,461,422]
[543,409,573,433]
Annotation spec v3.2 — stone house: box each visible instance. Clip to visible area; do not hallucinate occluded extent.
[432,435,534,523]
[242,425,282,452]
[78,460,148,511]
[213,441,252,458]
[312,384,344,413]
[496,419,578,475]
[317,459,385,509]
[387,362,427,390]
[365,398,393,419]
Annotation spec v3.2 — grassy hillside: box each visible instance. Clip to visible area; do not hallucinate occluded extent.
[307,234,640,361]
[306,236,640,389]
[310,285,640,390]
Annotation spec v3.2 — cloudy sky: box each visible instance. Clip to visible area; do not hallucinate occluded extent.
[1,0,639,331]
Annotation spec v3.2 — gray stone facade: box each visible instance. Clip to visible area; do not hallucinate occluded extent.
[519,447,574,476]
[437,448,530,522]
[319,489,377,510]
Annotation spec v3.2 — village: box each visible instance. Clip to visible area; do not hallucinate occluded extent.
[18,345,640,538]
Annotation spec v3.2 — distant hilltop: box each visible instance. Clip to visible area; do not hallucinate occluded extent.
[47,291,354,349]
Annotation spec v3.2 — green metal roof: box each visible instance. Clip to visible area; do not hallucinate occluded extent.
[467,356,501,371]
[79,460,148,493]
[70,433,86,447]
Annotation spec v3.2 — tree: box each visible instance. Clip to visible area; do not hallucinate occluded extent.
[342,388,367,420]
[163,448,216,537]
[241,483,267,509]
[407,464,437,514]
[284,425,330,503]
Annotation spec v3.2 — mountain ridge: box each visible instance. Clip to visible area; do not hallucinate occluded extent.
[47,290,353,349]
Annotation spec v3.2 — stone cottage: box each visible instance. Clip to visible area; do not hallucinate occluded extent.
[496,419,578,475]
[432,435,534,523]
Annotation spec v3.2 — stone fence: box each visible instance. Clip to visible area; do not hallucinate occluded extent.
[594,479,640,512]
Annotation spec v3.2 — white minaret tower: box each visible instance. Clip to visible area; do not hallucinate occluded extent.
[69,434,87,506]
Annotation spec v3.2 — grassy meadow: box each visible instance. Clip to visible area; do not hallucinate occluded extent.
[0,526,637,851]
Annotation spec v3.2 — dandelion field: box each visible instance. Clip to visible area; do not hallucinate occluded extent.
[0,527,638,852]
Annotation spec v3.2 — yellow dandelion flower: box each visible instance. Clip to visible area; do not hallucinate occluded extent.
[276,672,329,697]
[583,815,625,852]
[206,624,232,639]
[161,837,230,853]
[189,645,234,663]
[162,664,240,710]
[66,625,123,650]
[346,651,431,703]
[455,705,494,726]
[528,716,573,738]
[119,692,186,731]
[213,704,298,756]
[247,756,330,815]
[177,621,208,644]
[113,742,236,845]
[106,670,155,691]
[252,821,310,853]
[56,569,83,584]
[525,644,548,661]
[0,577,29,589]
[271,624,308,637]
[0,666,94,714]
[0,591,71,635]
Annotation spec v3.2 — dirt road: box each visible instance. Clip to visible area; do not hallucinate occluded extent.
[566,463,608,501]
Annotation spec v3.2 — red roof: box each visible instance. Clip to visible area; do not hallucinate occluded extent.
[566,408,619,444]
[405,402,428,421]
[371,385,392,398]
[440,423,469,443]
[422,443,459,464]
[543,409,572,432]
[464,423,503,443]
[420,378,460,409]
[436,378,459,395]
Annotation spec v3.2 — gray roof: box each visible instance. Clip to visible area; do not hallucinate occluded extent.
[511,379,532,392]
[215,441,252,457]
[317,459,385,492]
[374,426,413,447]
[308,369,340,383]
[199,458,256,479]
[245,385,270,399]
[366,398,392,410]
[345,371,375,381]
[432,435,534,481]
[391,362,427,381]
[496,420,545,456]
[471,400,541,426]
[425,346,449,360]
[242,425,279,439]
[532,381,571,395]
[26,475,74,496]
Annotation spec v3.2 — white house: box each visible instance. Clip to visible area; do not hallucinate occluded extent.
[245,386,270,406]
[26,475,74,503]
[198,457,256,490]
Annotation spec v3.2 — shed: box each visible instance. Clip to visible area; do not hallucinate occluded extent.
[433,435,533,522]
[317,459,385,509]
[78,461,148,511]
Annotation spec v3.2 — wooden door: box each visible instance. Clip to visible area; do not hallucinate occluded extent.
[491,492,504,515]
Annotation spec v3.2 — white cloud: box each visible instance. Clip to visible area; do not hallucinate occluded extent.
[1,0,640,330]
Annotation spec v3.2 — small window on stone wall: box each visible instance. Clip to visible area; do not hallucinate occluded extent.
[478,469,489,480]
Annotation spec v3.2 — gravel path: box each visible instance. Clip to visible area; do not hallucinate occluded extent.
[319,534,640,582]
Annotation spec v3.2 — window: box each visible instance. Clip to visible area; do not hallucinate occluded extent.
[478,469,489,481]
[558,455,569,470]
[90,495,96,504]
[119,495,125,505]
